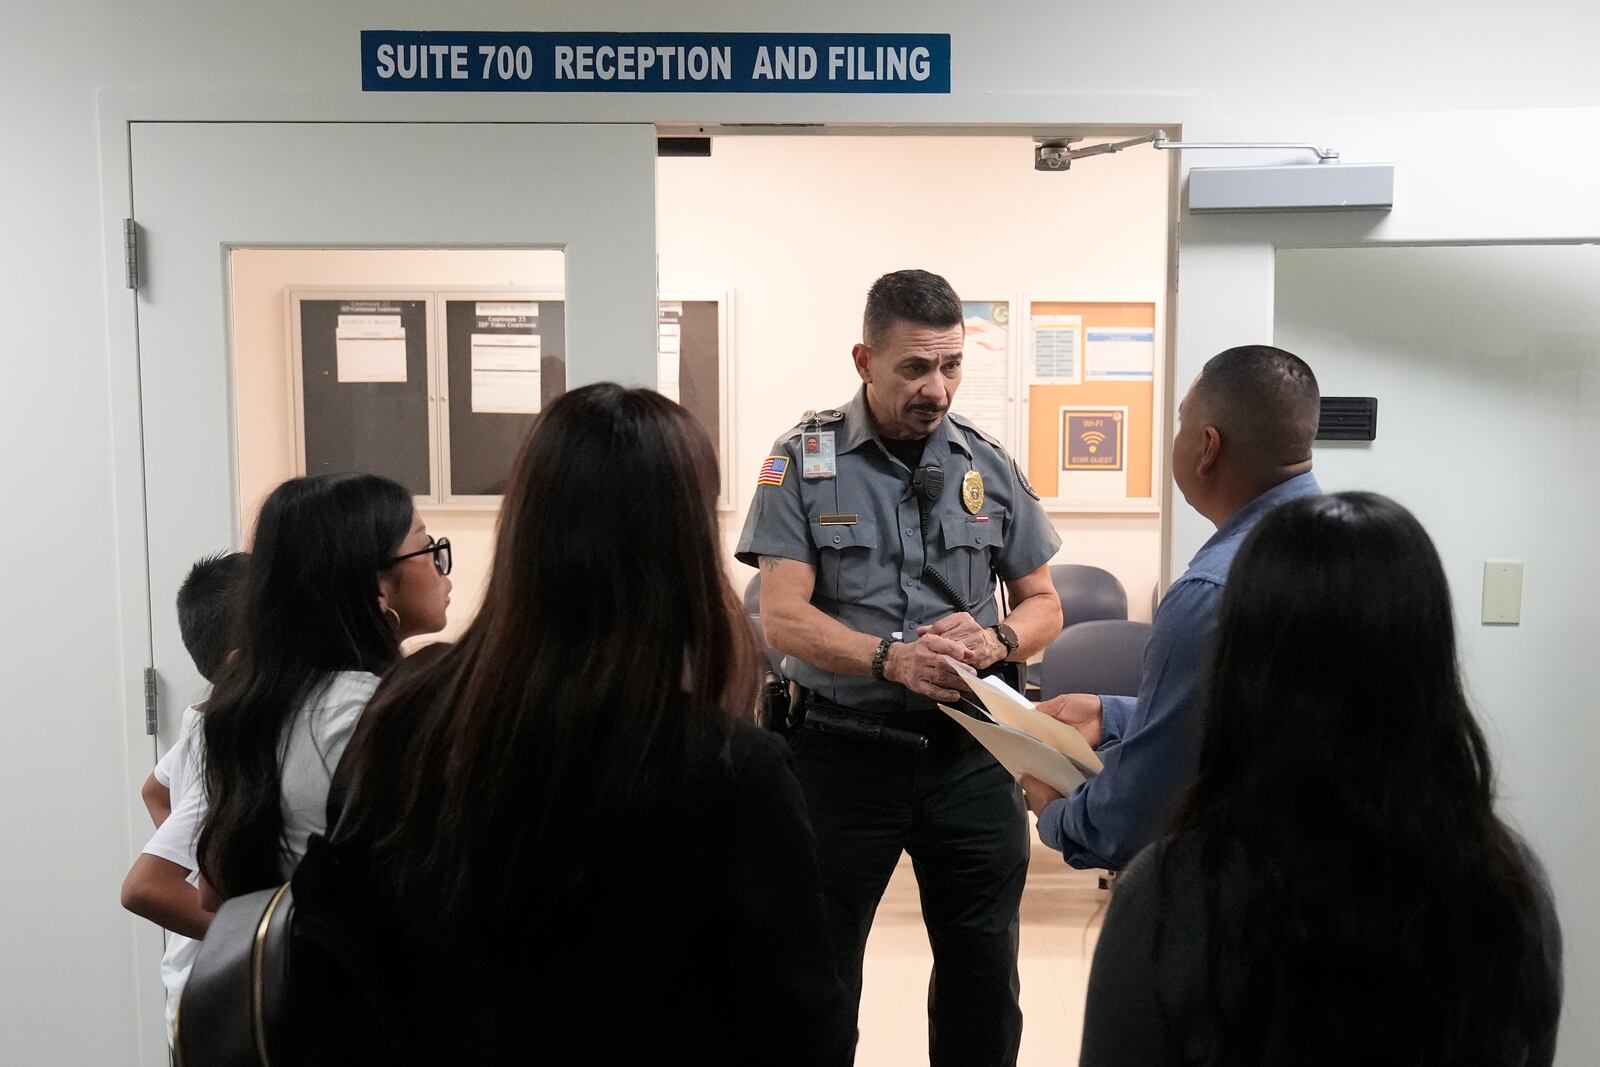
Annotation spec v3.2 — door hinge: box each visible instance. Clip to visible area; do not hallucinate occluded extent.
[123,218,140,291]
[143,667,159,735]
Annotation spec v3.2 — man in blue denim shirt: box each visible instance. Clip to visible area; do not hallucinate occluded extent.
[1021,346,1322,870]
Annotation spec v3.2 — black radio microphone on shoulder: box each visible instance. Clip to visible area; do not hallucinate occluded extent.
[911,464,945,541]
[911,464,945,510]
[909,462,970,614]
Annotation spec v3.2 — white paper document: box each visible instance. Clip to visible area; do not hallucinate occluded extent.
[1030,313,1082,384]
[939,708,1093,796]
[657,322,682,402]
[950,658,1103,773]
[958,302,1010,444]
[335,314,408,383]
[1084,326,1155,381]
[470,332,541,414]
[476,301,538,317]
[938,656,1103,796]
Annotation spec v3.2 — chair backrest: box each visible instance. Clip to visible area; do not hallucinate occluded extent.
[1040,620,1152,700]
[1051,564,1129,629]
[741,574,785,673]
[746,614,784,674]
[743,571,763,616]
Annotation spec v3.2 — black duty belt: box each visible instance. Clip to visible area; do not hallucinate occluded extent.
[803,696,930,751]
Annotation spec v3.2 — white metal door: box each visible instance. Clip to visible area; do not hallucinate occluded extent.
[129,121,656,746]
[1175,109,1600,1066]
[122,121,654,1059]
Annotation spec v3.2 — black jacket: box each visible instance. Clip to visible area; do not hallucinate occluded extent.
[290,719,852,1065]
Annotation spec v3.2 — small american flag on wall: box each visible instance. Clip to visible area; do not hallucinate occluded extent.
[757,456,789,487]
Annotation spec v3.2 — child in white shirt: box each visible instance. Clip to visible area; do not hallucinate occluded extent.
[120,551,249,1042]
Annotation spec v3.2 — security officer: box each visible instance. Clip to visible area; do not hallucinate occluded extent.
[736,269,1063,1065]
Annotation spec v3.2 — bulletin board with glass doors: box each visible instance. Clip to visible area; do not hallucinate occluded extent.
[290,287,733,508]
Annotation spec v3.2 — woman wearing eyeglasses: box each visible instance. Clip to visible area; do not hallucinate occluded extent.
[193,472,452,908]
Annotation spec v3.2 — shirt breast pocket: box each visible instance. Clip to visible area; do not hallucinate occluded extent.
[939,512,1006,608]
[809,515,878,605]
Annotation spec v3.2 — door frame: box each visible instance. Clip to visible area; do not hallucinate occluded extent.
[98,89,1201,1062]
[98,82,1204,791]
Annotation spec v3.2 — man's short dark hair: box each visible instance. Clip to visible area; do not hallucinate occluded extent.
[177,551,250,682]
[1193,345,1321,466]
[863,269,964,346]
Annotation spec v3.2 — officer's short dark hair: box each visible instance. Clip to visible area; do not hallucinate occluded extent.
[863,269,964,347]
[1192,345,1321,466]
[177,551,250,682]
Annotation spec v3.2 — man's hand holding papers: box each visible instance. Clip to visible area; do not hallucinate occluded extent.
[1033,693,1105,748]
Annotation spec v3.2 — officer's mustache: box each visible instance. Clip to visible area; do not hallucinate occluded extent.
[909,403,948,415]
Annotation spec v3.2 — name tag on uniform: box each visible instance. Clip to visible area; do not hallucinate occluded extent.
[801,431,837,479]
[818,514,858,525]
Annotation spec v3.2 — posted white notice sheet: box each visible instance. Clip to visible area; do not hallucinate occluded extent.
[335,314,408,383]
[470,332,542,414]
[657,322,682,403]
[1084,326,1155,381]
[1030,313,1082,384]
[958,302,1011,443]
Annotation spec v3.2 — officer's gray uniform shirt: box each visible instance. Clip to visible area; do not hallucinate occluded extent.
[737,387,1061,715]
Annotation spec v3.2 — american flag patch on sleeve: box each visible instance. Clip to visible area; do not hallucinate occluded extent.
[757,456,789,487]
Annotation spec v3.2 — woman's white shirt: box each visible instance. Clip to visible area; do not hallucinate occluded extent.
[276,670,381,871]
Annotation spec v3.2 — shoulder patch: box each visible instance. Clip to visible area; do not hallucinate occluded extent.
[756,455,789,487]
[1012,458,1040,500]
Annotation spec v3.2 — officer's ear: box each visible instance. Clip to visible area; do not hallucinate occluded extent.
[852,343,873,382]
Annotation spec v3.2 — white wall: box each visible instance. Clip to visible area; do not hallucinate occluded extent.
[657,135,1168,613]
[6,2,1600,1063]
[1274,244,1600,1062]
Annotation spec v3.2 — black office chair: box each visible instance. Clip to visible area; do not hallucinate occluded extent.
[1040,620,1152,700]
[1028,565,1130,693]
[1054,564,1129,627]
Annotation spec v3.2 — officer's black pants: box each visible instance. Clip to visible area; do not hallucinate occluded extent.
[788,711,1030,1067]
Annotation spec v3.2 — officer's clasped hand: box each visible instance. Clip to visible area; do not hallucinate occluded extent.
[915,612,1002,668]
[883,632,976,702]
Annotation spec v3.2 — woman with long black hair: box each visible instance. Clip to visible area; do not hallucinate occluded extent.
[195,471,452,903]
[1080,491,1562,1066]
[305,384,849,1064]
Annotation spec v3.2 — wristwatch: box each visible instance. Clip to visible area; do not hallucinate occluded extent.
[990,623,1019,659]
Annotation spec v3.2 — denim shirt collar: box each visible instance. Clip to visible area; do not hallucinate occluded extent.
[1191,470,1323,568]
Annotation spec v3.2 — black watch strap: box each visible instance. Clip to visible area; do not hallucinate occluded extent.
[991,623,1019,655]
[871,638,893,680]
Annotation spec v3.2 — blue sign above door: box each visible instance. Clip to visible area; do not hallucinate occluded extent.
[362,31,951,94]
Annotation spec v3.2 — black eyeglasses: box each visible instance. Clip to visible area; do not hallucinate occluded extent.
[389,535,452,576]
